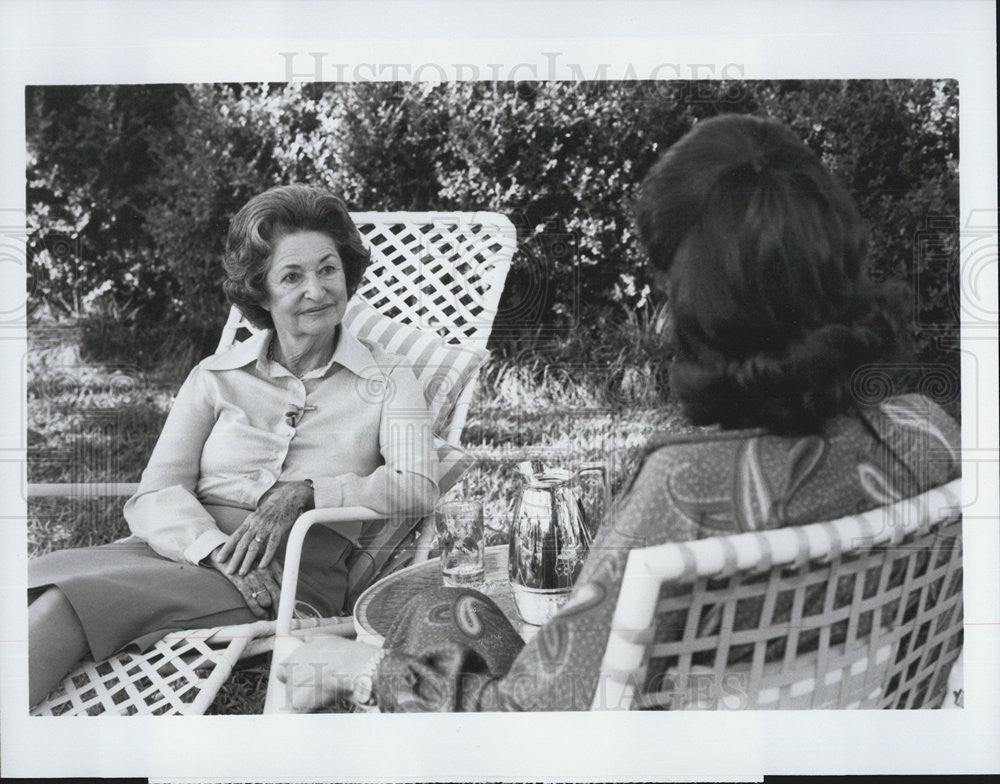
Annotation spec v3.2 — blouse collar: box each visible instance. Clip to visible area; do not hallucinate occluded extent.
[201,324,382,381]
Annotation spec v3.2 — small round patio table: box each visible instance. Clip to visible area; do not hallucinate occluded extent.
[353,544,539,646]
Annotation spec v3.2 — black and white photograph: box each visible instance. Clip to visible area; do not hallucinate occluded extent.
[1,1,997,780]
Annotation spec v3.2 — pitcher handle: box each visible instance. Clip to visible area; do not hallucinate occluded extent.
[574,463,610,538]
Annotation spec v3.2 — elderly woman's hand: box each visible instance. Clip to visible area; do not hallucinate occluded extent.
[276,635,375,712]
[207,548,283,619]
[216,480,314,575]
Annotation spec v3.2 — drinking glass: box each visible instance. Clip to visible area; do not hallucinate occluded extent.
[435,500,485,587]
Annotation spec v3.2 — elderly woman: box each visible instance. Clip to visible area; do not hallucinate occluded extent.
[279,114,960,712]
[28,185,438,706]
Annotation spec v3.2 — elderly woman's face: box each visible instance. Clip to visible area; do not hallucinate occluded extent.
[262,230,349,340]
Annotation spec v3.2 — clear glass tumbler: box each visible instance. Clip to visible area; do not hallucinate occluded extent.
[435,500,485,587]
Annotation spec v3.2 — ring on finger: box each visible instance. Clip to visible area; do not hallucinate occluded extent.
[251,590,263,599]
[253,535,264,544]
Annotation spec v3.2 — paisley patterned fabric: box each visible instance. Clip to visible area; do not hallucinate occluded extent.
[375,394,961,712]
[376,588,525,711]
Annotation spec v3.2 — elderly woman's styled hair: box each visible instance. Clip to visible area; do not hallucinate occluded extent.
[223,185,370,329]
[636,114,909,434]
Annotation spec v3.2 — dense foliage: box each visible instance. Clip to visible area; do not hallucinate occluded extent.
[27,80,959,392]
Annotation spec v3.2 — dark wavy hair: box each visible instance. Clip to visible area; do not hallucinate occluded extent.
[223,185,370,329]
[636,114,909,434]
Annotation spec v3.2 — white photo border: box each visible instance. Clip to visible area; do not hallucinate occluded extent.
[1,0,997,779]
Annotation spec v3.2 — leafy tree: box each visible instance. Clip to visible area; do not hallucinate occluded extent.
[27,79,959,395]
[26,84,186,318]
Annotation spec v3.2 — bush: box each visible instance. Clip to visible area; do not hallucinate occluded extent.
[27,80,959,388]
[26,85,186,320]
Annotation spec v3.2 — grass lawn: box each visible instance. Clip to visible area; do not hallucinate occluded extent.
[26,328,695,714]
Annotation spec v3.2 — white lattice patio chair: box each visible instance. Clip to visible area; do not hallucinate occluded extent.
[593,478,963,711]
[28,211,516,716]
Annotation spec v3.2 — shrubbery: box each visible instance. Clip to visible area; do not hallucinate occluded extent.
[27,80,959,398]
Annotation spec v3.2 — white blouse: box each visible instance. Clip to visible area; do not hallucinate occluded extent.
[123,326,439,564]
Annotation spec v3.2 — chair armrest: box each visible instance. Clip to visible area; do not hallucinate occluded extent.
[26,482,140,497]
[266,505,381,713]
[274,506,383,637]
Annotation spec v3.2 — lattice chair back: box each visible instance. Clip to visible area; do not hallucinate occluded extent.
[593,478,963,711]
[217,211,516,443]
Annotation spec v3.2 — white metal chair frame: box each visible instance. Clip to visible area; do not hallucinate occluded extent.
[593,478,963,711]
[28,211,516,715]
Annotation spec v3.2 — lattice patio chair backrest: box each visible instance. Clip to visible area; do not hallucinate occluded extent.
[349,211,515,347]
[593,478,963,711]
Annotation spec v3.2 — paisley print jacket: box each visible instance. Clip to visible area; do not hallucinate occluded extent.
[374,395,960,711]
